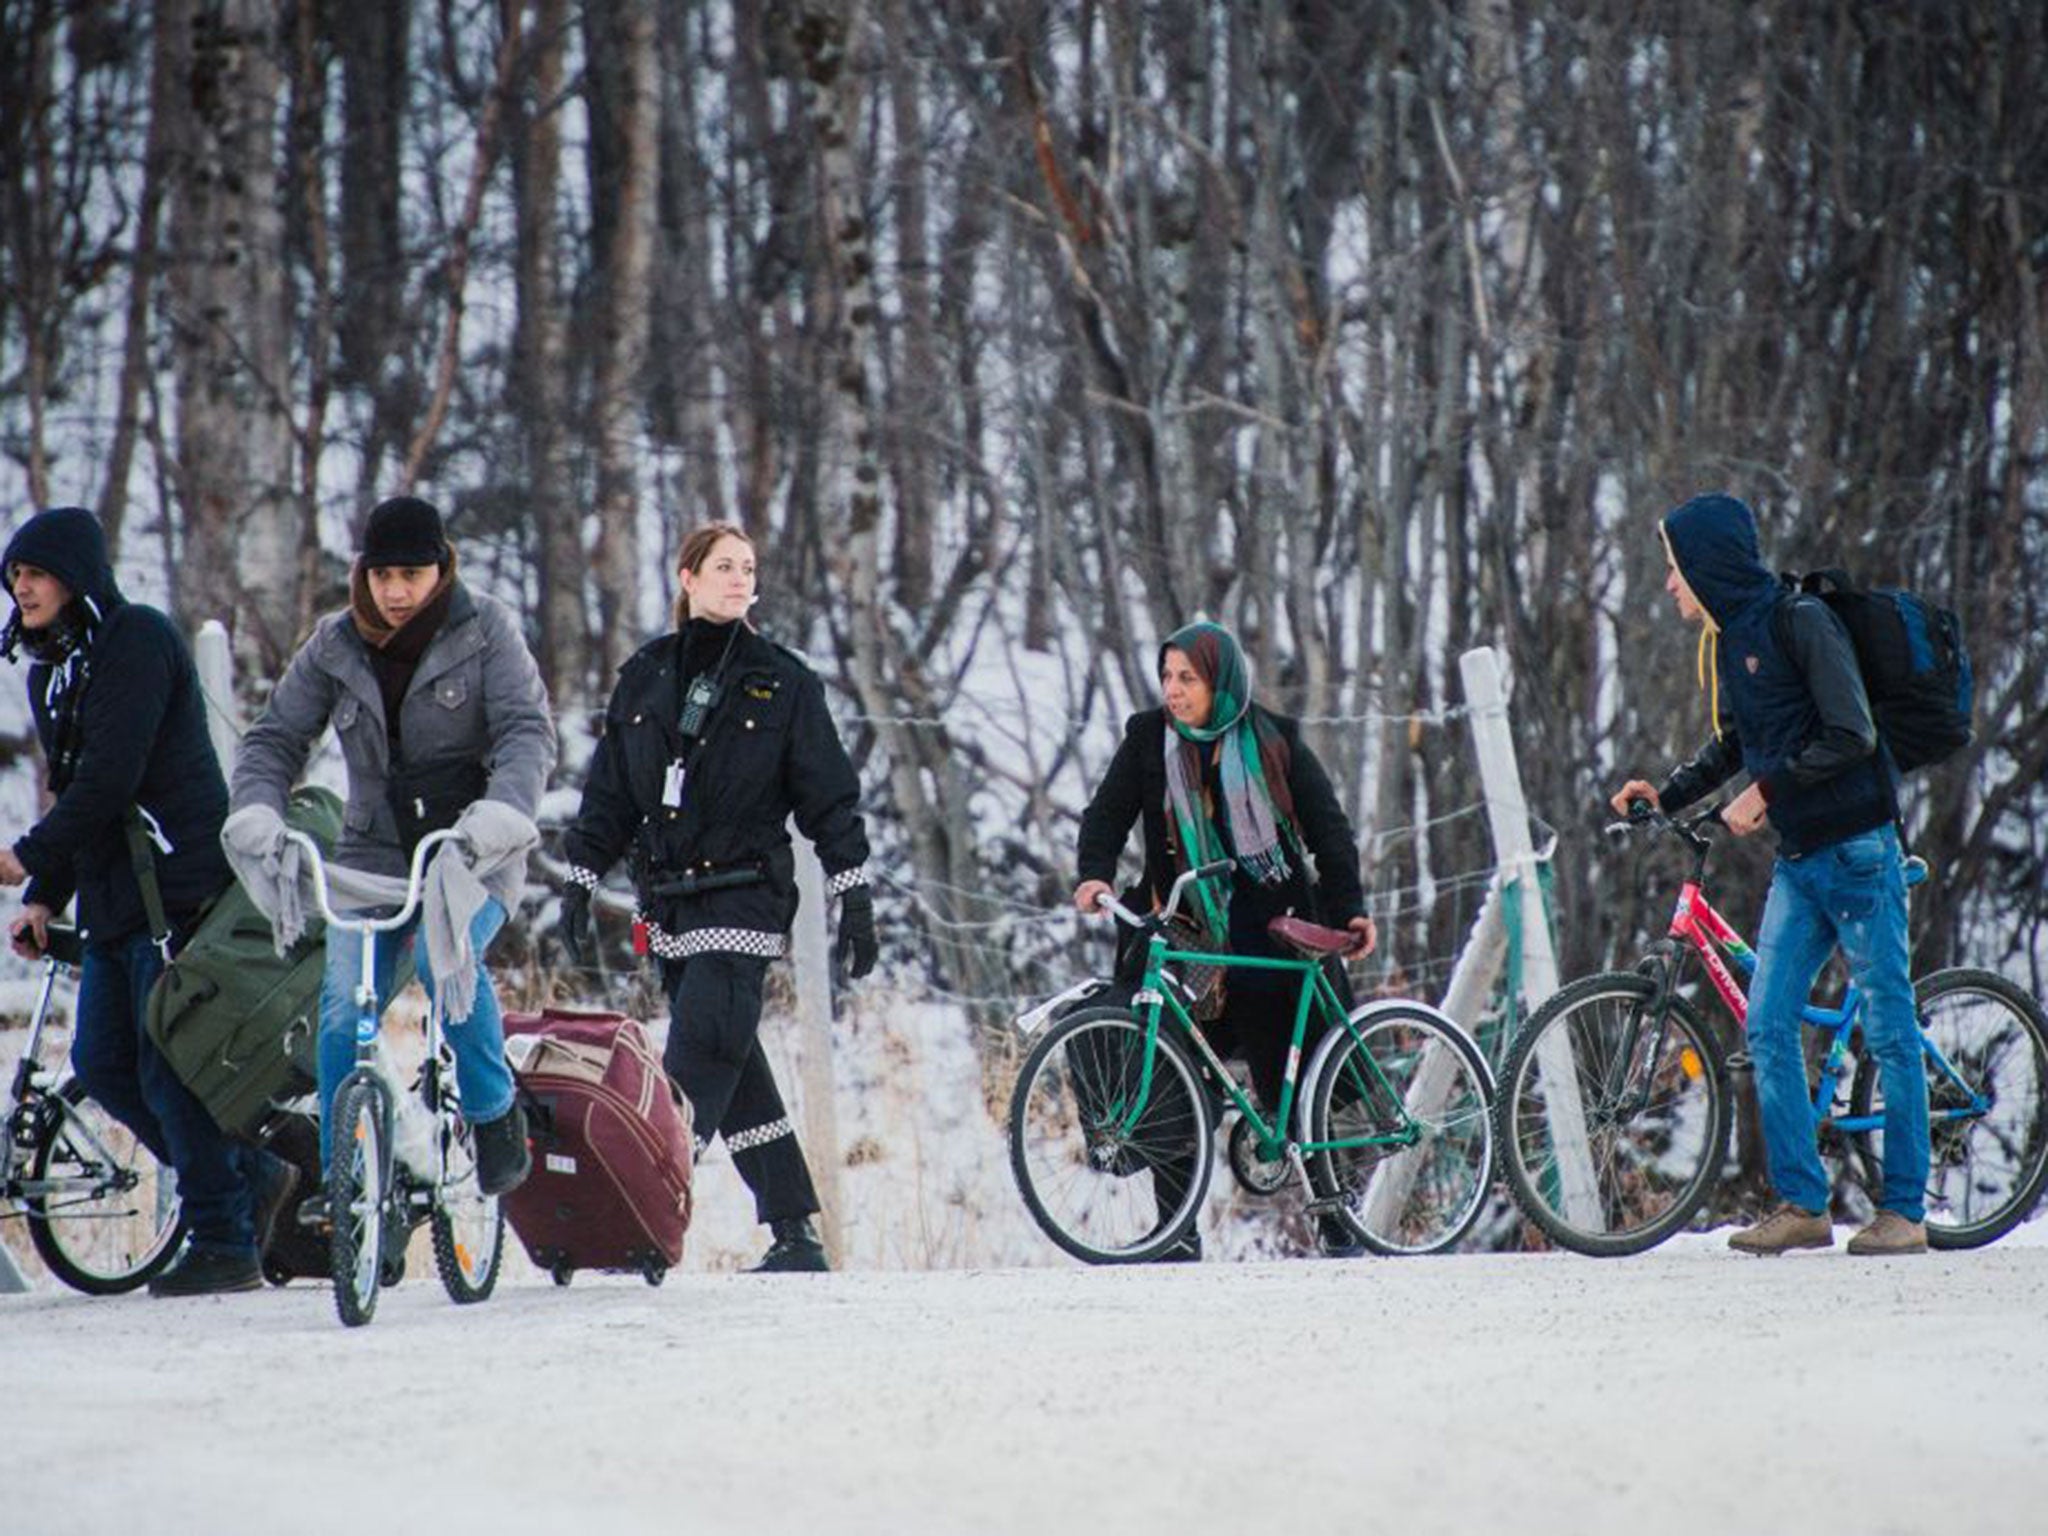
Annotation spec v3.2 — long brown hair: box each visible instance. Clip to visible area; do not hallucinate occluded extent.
[671,521,756,629]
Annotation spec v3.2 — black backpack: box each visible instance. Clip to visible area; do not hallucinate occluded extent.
[1779,568,1974,772]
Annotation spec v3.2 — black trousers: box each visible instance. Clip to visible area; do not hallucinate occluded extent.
[660,952,820,1225]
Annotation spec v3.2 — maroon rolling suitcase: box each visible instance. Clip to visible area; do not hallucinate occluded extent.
[501,1009,694,1286]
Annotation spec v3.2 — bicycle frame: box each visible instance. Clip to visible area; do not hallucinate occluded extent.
[1633,807,1983,1142]
[1108,896,1421,1174]
[284,826,464,1194]
[2,955,136,1206]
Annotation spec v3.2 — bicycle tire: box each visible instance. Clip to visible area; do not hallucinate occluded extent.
[25,1083,185,1294]
[1305,1003,1496,1255]
[431,1116,504,1304]
[1497,971,1731,1257]
[1008,1006,1214,1264]
[328,1074,392,1327]
[1847,967,2048,1249]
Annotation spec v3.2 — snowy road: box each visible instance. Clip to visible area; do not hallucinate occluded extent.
[4,1235,2045,1536]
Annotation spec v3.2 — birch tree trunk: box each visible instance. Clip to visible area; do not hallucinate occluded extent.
[585,0,659,684]
[160,0,302,673]
[514,0,582,702]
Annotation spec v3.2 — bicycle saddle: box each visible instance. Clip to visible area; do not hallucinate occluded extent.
[1265,915,1358,958]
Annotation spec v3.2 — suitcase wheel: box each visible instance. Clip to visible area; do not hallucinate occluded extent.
[642,1260,666,1288]
[262,1260,293,1288]
[550,1261,574,1288]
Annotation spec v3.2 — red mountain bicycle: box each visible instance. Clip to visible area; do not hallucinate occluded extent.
[1498,803,2048,1256]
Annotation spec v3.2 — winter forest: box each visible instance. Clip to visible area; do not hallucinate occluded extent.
[3,0,2046,1051]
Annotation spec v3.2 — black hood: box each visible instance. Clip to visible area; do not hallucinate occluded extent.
[3,505,126,616]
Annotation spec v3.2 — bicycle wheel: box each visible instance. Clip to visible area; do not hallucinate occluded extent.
[1306,1004,1495,1255]
[1848,968,2048,1249]
[1497,972,1731,1257]
[25,1083,185,1294]
[328,1074,393,1327]
[1008,1007,1214,1264]
[431,1115,504,1304]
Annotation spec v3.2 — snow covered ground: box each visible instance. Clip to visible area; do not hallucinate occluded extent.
[4,1232,2045,1536]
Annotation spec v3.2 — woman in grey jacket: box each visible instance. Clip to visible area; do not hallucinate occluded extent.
[231,497,556,1201]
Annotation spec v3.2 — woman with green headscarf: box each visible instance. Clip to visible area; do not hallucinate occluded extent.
[1073,620,1375,1259]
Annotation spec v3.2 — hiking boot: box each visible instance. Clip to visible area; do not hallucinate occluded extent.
[1728,1203,1833,1256]
[749,1217,830,1273]
[249,1150,300,1259]
[1152,1229,1202,1263]
[147,1243,263,1297]
[472,1103,532,1197]
[1847,1210,1929,1256]
[1316,1212,1367,1260]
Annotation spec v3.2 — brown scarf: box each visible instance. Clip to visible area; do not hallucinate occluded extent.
[350,553,458,756]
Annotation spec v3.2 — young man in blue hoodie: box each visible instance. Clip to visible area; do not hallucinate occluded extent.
[1611,492,1930,1257]
[2,506,295,1295]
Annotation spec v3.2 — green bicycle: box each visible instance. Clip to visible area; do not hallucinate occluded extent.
[1009,860,1497,1263]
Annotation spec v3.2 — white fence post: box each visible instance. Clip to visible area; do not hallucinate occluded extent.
[788,826,844,1260]
[193,620,242,772]
[1459,647,1601,1231]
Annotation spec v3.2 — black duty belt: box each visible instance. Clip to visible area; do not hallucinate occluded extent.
[649,863,767,898]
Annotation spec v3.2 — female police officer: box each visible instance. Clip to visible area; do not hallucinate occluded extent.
[558,522,876,1272]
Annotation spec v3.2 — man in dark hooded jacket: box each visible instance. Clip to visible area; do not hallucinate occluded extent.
[1612,492,1929,1257]
[2,506,294,1295]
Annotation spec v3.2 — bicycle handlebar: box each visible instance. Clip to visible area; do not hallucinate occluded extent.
[1603,799,1725,849]
[1089,857,1236,931]
[280,826,463,936]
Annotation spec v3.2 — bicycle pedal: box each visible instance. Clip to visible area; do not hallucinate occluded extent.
[1303,1195,1351,1217]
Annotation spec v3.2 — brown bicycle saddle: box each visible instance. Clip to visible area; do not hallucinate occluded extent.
[1265,914,1360,958]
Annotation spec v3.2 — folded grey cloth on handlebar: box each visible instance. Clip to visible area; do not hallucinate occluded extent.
[220,798,539,1024]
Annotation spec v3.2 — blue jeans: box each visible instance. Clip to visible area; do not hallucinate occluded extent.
[1748,823,1929,1220]
[315,898,516,1169]
[72,934,257,1255]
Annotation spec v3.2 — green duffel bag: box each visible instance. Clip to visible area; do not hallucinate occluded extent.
[145,785,413,1140]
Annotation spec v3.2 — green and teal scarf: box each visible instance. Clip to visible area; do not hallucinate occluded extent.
[1160,621,1298,940]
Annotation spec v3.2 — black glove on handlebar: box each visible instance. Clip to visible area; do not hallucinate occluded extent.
[559,885,593,967]
[836,886,877,980]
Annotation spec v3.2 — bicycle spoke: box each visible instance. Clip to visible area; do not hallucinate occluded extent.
[1010,1011,1212,1263]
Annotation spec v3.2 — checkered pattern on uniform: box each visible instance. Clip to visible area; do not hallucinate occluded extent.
[640,920,788,961]
[724,1117,794,1154]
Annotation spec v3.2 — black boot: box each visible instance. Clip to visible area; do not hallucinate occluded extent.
[249,1150,300,1259]
[749,1217,830,1273]
[473,1103,532,1197]
[148,1242,263,1297]
[1153,1229,1203,1263]
[1316,1211,1367,1259]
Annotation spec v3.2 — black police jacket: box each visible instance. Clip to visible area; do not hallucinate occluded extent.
[562,620,870,960]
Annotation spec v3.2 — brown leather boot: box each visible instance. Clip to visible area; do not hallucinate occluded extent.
[1728,1203,1833,1255]
[1846,1210,1928,1256]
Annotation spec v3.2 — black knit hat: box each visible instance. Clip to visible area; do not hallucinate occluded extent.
[360,496,449,568]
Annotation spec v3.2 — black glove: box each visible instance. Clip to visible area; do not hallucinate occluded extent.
[559,885,593,966]
[835,885,877,980]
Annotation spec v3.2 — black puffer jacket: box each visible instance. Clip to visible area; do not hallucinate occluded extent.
[562,619,870,960]
[5,507,231,944]
[1076,707,1366,927]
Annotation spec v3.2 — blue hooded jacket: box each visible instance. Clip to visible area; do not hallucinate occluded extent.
[4,506,231,943]
[1659,494,1896,855]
